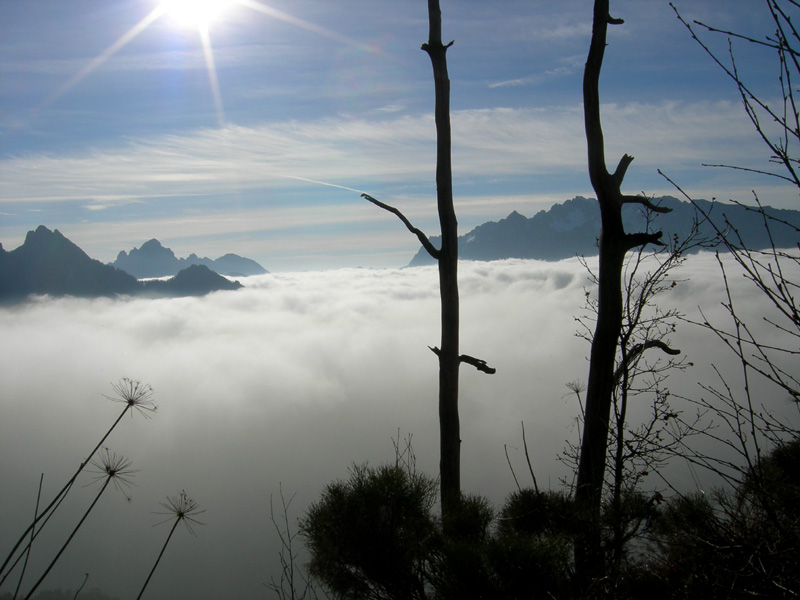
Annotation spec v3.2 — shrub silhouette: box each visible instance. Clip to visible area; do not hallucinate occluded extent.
[652,439,800,598]
[301,464,436,600]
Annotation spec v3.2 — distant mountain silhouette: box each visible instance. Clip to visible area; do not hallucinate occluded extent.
[0,226,140,301]
[141,264,243,297]
[408,196,800,266]
[111,239,267,278]
[0,226,243,303]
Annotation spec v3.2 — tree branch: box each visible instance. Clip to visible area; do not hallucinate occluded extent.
[429,346,496,374]
[362,193,441,260]
[612,153,635,187]
[624,230,665,251]
[614,339,681,383]
[459,354,497,375]
[621,194,672,214]
[700,162,798,184]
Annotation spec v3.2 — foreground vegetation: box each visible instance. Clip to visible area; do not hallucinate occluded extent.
[301,436,799,599]
[299,0,800,598]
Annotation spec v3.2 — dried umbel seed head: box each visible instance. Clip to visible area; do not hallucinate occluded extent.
[105,378,157,418]
[88,447,138,500]
[157,491,205,535]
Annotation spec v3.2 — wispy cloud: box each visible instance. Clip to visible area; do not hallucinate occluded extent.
[488,66,576,89]
[0,45,281,75]
[527,22,593,42]
[2,99,793,269]
[0,100,766,205]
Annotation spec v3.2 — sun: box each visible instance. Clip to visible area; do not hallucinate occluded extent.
[160,0,236,30]
[43,0,361,129]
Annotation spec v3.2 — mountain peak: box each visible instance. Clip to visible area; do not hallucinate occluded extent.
[110,241,267,278]
[112,238,179,278]
[26,225,60,243]
[1,226,140,301]
[140,238,165,250]
[20,225,86,262]
[407,195,800,266]
[141,263,243,297]
[0,227,248,303]
[135,239,173,257]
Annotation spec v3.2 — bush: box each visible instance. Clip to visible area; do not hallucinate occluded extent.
[652,439,800,599]
[301,464,437,600]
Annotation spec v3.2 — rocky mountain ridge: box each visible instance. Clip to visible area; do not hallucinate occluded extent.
[111,238,267,278]
[408,196,800,266]
[0,226,243,303]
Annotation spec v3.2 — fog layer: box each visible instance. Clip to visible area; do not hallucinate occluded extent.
[1,256,795,599]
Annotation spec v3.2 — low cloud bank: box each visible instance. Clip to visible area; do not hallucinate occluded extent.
[1,255,795,599]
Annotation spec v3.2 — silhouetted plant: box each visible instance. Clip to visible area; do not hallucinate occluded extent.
[663,3,800,476]
[22,449,136,600]
[652,440,800,598]
[495,489,576,598]
[136,491,204,600]
[266,486,320,600]
[498,489,578,541]
[72,573,89,600]
[301,464,437,600]
[11,475,43,600]
[558,205,714,594]
[1,379,155,584]
[303,458,583,600]
[360,0,495,528]
[576,0,675,586]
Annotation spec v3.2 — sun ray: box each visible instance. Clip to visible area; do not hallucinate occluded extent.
[198,26,227,127]
[31,0,372,133]
[238,0,370,50]
[42,5,167,109]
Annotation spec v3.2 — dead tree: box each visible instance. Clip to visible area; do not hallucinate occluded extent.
[574,0,670,587]
[362,0,493,526]
[567,218,710,584]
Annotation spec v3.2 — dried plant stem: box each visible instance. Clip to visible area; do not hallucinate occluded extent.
[0,408,125,582]
[136,519,180,600]
[136,491,202,600]
[23,477,112,600]
[12,474,43,600]
[1,379,154,582]
[73,573,89,600]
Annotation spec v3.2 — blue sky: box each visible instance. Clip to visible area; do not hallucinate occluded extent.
[1,0,794,271]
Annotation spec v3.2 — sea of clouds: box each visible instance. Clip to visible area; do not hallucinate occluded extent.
[1,254,797,600]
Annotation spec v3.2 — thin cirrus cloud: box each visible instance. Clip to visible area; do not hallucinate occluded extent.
[1,97,784,270]
[0,44,278,75]
[0,100,764,206]
[0,255,794,600]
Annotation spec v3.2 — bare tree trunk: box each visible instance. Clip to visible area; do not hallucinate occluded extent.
[421,0,461,524]
[575,0,666,588]
[363,1,493,528]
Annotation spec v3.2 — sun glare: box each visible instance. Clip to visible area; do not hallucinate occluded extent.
[37,0,362,131]
[161,0,235,30]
